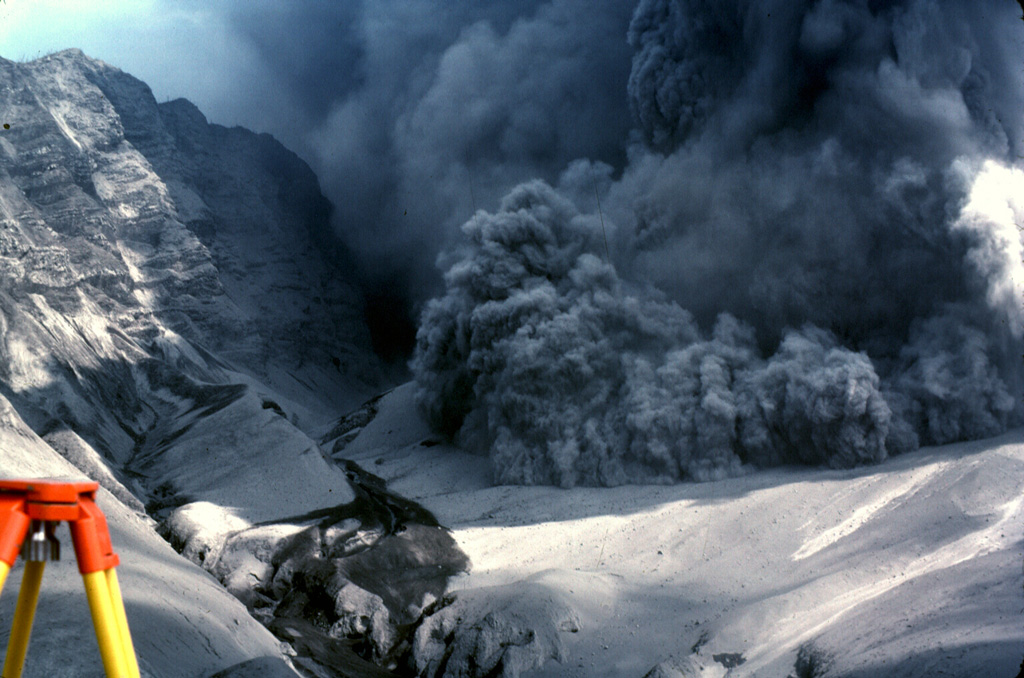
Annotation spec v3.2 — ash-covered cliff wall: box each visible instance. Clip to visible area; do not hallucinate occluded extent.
[0,48,381,465]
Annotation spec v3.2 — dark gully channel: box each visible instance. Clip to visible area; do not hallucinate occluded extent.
[164,458,469,678]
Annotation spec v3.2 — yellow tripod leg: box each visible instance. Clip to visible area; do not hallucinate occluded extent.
[82,570,129,678]
[0,561,9,597]
[104,569,139,678]
[3,561,45,678]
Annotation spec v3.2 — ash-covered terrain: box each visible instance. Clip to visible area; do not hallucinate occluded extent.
[334,383,1024,678]
[0,50,466,678]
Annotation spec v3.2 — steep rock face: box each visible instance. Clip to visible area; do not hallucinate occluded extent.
[0,49,379,459]
[81,61,374,417]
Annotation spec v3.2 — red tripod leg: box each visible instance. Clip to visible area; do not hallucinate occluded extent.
[0,494,30,594]
[0,493,34,677]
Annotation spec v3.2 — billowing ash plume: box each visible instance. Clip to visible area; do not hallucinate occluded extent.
[412,181,900,485]
[220,0,637,359]
[412,0,1024,486]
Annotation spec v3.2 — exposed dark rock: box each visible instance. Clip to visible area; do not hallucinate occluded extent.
[165,459,469,676]
[402,582,580,678]
[788,642,835,678]
[321,390,390,453]
[268,616,397,678]
[712,652,745,668]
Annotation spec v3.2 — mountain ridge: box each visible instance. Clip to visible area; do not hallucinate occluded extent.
[0,48,381,447]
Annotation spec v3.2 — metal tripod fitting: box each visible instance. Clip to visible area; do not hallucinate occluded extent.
[20,520,59,562]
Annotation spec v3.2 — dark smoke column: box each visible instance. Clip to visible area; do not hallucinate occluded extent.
[412,0,1024,486]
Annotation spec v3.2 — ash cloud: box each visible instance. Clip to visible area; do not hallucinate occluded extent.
[620,0,1024,339]
[218,0,637,358]
[412,181,902,485]
[412,0,1024,485]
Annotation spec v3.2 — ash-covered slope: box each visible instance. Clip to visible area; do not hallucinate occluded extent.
[80,59,377,420]
[0,49,459,677]
[0,48,379,450]
[332,383,1024,678]
[0,394,303,678]
[0,45,391,529]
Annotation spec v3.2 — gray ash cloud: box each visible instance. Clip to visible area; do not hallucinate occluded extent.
[411,0,1024,485]
[411,182,901,485]
[218,0,637,358]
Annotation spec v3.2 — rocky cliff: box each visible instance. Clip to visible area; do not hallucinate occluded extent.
[0,50,462,678]
[0,48,378,448]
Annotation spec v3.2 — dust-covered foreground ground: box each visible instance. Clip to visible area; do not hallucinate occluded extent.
[332,383,1024,678]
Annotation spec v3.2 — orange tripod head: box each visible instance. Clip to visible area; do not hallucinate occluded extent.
[0,478,139,678]
[0,478,119,573]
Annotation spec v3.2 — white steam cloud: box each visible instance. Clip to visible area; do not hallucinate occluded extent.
[412,0,1024,486]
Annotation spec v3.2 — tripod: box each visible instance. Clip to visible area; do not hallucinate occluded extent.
[0,479,139,678]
